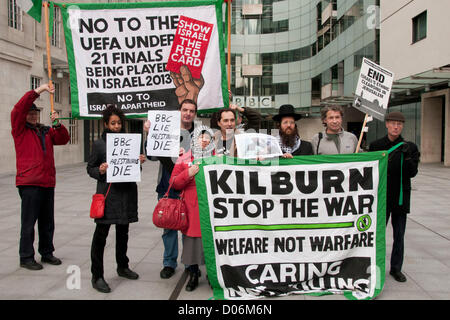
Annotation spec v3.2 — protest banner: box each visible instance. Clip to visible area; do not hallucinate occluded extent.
[146,110,181,158]
[106,133,141,183]
[353,58,394,121]
[195,152,388,300]
[58,0,227,118]
[235,133,282,159]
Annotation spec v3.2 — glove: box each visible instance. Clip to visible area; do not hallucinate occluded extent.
[400,143,413,161]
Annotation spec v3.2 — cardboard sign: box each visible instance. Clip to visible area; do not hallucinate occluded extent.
[146,110,181,157]
[106,133,141,183]
[166,15,214,79]
[353,58,394,121]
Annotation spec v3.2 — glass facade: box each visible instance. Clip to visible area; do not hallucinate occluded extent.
[230,0,379,115]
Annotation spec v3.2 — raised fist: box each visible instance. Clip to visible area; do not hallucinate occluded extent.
[171,65,204,105]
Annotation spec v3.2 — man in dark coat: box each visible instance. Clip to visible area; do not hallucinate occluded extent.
[11,83,70,270]
[273,104,313,157]
[369,111,420,282]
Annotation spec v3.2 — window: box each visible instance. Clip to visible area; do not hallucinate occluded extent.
[54,82,61,103]
[412,11,427,43]
[52,5,61,47]
[69,112,79,145]
[30,76,41,90]
[31,76,41,101]
[8,0,23,31]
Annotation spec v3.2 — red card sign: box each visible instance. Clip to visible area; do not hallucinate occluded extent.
[166,15,214,79]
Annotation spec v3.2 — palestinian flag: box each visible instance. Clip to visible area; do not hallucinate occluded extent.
[16,0,42,22]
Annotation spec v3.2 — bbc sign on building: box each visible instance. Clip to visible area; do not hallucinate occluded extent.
[233,96,272,109]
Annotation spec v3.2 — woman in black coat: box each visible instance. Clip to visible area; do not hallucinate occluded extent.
[87,105,145,293]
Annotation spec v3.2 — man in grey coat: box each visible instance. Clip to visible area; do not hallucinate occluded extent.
[311,105,358,155]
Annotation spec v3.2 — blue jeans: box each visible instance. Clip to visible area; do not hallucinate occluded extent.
[158,193,190,270]
[158,193,179,269]
[162,228,178,269]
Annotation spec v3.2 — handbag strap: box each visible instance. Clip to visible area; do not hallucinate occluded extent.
[163,180,184,199]
[105,183,112,198]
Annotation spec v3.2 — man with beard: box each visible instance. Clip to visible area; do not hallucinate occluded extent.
[273,104,313,157]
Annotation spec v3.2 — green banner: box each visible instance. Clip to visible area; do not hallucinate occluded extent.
[195,152,388,300]
[57,0,228,119]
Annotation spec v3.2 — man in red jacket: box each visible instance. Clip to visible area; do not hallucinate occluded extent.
[11,83,70,270]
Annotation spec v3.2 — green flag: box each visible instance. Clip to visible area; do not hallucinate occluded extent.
[16,0,42,23]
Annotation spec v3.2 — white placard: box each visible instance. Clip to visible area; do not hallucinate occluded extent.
[353,58,394,121]
[106,133,141,183]
[146,110,181,157]
[235,133,283,159]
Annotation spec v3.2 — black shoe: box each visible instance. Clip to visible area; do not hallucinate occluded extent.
[117,267,139,280]
[390,270,407,282]
[160,266,175,279]
[20,260,43,271]
[92,277,111,293]
[185,271,199,292]
[41,255,62,265]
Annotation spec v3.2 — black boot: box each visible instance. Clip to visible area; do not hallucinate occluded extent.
[185,270,199,292]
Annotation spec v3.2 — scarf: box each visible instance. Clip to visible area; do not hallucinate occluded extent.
[26,122,50,152]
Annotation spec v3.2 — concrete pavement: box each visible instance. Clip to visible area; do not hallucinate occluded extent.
[0,161,449,300]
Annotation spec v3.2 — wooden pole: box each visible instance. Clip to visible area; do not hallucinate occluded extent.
[43,1,54,114]
[227,0,232,105]
[355,113,369,153]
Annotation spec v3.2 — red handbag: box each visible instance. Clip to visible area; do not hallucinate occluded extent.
[152,182,188,231]
[90,184,111,219]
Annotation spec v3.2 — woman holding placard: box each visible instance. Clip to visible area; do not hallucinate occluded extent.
[169,125,215,292]
[86,105,145,293]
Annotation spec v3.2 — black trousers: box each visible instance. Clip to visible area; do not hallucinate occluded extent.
[18,186,55,262]
[386,208,407,273]
[91,223,130,279]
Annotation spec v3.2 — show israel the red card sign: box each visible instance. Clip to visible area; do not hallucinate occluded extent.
[166,15,214,80]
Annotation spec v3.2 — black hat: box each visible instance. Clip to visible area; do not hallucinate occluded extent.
[29,104,40,112]
[273,104,302,122]
[385,111,405,122]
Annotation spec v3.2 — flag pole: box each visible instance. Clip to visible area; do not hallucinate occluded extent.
[226,0,232,105]
[43,1,54,114]
[355,113,369,153]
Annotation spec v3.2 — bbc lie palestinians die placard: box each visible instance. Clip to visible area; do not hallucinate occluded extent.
[58,0,228,118]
